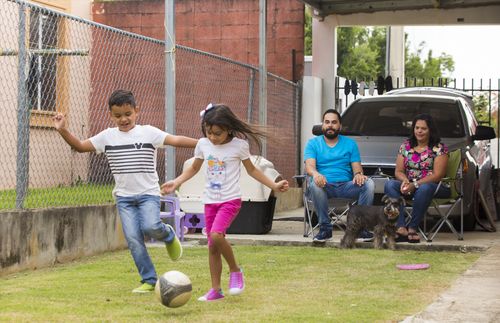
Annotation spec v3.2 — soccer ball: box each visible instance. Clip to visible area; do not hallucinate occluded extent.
[155,270,192,308]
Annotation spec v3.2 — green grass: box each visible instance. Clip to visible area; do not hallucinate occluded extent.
[0,184,114,210]
[0,245,479,322]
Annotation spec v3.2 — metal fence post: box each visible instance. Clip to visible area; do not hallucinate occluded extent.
[259,0,267,157]
[15,3,29,209]
[165,0,176,180]
[247,69,255,123]
[295,80,302,176]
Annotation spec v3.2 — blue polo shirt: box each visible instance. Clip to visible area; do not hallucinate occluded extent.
[304,134,361,183]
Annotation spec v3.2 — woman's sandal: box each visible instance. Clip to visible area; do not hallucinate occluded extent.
[408,232,421,244]
[395,228,408,242]
[395,233,408,242]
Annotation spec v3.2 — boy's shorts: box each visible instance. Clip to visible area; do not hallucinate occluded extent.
[204,198,242,246]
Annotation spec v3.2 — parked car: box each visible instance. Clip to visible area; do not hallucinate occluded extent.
[386,87,474,108]
[340,90,496,230]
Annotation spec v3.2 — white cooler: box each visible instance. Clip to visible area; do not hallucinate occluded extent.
[177,155,281,234]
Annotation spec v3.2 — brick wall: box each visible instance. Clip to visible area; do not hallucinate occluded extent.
[92,0,304,81]
[90,0,302,185]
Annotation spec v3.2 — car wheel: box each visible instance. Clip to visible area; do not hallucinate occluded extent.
[460,183,480,231]
[454,213,476,232]
[475,182,497,232]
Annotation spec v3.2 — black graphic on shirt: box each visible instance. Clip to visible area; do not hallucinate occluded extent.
[104,143,155,174]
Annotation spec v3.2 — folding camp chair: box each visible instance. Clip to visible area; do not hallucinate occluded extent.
[425,149,464,241]
[295,123,357,238]
[403,149,463,242]
[294,174,356,238]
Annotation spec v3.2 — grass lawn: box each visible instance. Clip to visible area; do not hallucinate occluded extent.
[0,184,114,210]
[0,245,479,322]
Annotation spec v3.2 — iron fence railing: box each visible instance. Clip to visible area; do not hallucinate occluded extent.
[0,0,300,210]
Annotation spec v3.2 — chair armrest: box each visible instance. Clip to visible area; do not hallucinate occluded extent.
[161,195,182,213]
[440,177,453,183]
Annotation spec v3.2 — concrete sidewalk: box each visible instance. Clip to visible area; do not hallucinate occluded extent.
[183,207,500,322]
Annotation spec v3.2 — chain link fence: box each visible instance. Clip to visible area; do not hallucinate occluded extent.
[0,0,300,210]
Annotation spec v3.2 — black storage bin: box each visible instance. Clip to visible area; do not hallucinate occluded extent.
[227,196,277,234]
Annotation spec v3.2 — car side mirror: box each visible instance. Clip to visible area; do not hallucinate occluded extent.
[312,124,323,136]
[472,125,496,141]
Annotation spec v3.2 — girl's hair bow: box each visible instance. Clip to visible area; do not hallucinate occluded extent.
[199,103,215,118]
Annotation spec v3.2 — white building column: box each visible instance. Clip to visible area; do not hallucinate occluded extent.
[311,16,338,113]
[387,26,405,87]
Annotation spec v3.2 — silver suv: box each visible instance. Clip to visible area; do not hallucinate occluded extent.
[340,89,496,230]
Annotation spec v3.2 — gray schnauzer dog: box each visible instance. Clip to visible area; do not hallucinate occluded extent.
[340,195,405,250]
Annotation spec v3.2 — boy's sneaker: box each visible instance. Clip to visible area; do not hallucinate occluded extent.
[313,230,332,243]
[198,288,224,301]
[165,224,183,261]
[228,269,245,295]
[132,283,155,293]
[356,230,374,242]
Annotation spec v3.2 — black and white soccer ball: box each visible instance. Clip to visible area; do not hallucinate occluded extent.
[155,270,192,308]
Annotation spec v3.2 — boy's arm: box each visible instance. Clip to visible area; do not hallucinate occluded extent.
[53,113,95,153]
[242,159,289,192]
[164,134,198,148]
[161,158,203,195]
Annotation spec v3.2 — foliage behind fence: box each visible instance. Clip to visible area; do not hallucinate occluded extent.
[0,0,300,210]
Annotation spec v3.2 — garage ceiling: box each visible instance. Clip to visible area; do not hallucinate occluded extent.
[299,0,500,18]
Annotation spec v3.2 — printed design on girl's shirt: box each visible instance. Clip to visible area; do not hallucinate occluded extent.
[206,155,226,200]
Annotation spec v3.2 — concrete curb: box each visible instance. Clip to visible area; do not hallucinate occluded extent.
[402,245,500,323]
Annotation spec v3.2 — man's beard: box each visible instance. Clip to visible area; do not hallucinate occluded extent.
[323,128,339,139]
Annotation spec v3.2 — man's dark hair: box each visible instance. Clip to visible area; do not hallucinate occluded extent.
[108,90,136,110]
[409,113,441,147]
[322,108,341,124]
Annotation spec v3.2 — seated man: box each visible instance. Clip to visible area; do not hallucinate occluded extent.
[304,109,375,242]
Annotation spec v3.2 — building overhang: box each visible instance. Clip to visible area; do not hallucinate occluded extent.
[299,0,500,18]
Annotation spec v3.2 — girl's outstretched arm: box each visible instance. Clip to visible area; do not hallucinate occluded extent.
[161,158,203,195]
[164,134,198,148]
[242,159,289,192]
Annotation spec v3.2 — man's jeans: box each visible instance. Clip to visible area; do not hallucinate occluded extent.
[384,180,451,230]
[308,178,375,232]
[116,194,175,285]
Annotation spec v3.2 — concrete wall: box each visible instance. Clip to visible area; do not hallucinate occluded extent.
[275,188,302,212]
[0,205,127,276]
[0,198,300,276]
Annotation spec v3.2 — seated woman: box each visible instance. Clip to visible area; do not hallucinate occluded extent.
[384,113,451,243]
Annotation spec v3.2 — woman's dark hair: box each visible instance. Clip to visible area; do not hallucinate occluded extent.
[108,90,136,109]
[201,104,266,154]
[409,113,441,148]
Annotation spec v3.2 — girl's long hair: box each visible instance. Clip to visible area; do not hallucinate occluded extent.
[201,104,266,154]
[408,113,441,148]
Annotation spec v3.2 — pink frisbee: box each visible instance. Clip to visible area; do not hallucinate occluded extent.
[396,263,430,270]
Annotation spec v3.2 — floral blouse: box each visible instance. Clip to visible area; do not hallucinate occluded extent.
[399,139,448,181]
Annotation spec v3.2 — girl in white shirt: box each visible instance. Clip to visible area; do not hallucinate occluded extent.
[161,104,288,302]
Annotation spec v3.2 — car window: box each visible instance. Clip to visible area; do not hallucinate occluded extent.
[342,100,465,138]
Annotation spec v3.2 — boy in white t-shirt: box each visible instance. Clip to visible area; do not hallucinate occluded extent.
[53,90,197,293]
